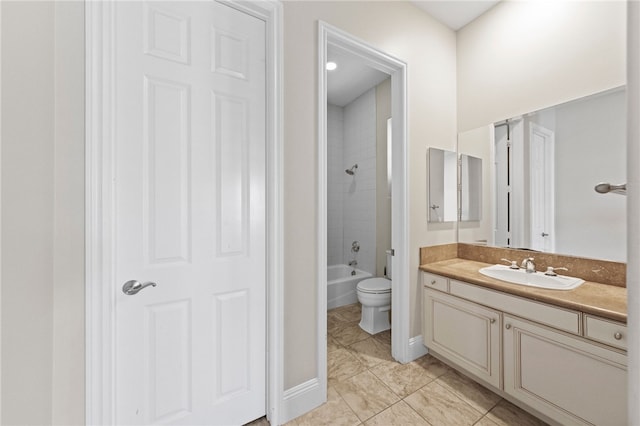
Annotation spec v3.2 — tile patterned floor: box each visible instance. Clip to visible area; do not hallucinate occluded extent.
[284,303,549,426]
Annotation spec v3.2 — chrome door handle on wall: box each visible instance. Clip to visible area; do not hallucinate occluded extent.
[122,280,157,295]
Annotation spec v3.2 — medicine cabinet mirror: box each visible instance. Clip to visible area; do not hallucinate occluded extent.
[428,147,457,222]
[460,154,482,222]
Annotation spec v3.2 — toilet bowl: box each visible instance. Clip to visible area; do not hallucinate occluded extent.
[356,277,391,334]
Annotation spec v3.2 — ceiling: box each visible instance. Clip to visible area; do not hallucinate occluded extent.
[327,48,389,107]
[326,1,501,107]
[411,0,501,31]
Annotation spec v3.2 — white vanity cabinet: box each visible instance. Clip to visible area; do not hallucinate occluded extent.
[422,271,628,426]
[423,288,501,388]
[503,315,627,426]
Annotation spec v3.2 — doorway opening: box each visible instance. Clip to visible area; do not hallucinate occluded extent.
[317,21,410,400]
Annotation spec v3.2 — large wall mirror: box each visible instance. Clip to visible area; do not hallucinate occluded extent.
[458,87,626,262]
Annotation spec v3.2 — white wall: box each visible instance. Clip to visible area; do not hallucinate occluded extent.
[1,2,55,424]
[625,4,640,423]
[457,0,626,132]
[1,3,85,424]
[283,1,457,388]
[52,2,85,424]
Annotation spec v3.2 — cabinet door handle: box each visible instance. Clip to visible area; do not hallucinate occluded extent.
[431,280,437,285]
[490,318,496,324]
[614,332,623,340]
[505,324,511,330]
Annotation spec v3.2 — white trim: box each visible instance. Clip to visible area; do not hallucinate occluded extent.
[408,335,429,360]
[318,22,411,400]
[85,1,284,424]
[85,2,117,423]
[281,378,324,423]
[0,2,3,420]
[317,21,329,412]
[627,2,640,424]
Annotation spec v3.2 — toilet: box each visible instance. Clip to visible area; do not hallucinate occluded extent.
[356,252,392,334]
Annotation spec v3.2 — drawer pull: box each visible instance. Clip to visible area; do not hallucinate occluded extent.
[614,332,623,340]
[505,324,511,330]
[490,318,496,324]
[431,280,437,285]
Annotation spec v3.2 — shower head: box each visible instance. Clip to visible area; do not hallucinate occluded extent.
[345,164,358,175]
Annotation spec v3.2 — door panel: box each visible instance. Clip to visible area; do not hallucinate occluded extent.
[529,123,555,252]
[144,76,191,264]
[423,289,501,388]
[114,2,266,424]
[504,315,627,425]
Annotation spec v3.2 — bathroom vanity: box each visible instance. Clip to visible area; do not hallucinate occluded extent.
[420,256,627,426]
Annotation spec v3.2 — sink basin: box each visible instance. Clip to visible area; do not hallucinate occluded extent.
[479,264,585,290]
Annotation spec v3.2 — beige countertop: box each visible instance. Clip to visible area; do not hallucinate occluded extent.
[420,258,627,323]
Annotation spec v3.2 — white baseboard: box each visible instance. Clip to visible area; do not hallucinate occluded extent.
[281,378,325,424]
[408,335,428,361]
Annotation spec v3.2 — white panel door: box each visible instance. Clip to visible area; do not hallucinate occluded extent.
[529,123,555,252]
[114,2,266,424]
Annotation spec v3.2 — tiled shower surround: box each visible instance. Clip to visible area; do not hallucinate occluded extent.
[328,89,377,275]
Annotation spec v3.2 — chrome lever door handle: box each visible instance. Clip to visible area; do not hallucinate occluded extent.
[122,280,157,295]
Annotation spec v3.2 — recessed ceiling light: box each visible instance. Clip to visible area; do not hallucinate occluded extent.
[326,61,337,71]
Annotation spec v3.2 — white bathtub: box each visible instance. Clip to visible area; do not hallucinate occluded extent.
[327,264,373,310]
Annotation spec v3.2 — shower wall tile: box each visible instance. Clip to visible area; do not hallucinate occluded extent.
[327,89,378,274]
[343,89,377,275]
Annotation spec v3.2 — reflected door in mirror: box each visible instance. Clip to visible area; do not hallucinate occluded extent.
[428,148,457,222]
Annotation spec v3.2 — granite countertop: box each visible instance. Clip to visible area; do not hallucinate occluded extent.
[420,258,627,323]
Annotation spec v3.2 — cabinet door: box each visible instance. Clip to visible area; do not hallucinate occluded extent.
[504,315,627,426]
[423,288,501,388]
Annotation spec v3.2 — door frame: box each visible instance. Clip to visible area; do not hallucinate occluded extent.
[628,3,640,424]
[84,1,284,424]
[317,21,410,381]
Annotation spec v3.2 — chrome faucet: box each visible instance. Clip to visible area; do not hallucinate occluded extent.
[500,258,520,269]
[521,257,536,273]
[348,260,358,267]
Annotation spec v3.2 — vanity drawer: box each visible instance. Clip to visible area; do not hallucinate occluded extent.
[422,272,449,293]
[449,280,581,334]
[584,315,627,350]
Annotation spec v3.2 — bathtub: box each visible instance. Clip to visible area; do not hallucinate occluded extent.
[327,264,373,310]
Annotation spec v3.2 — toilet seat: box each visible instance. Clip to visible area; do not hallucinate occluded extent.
[357,277,391,294]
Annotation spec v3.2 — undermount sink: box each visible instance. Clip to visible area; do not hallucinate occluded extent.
[479,264,585,290]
